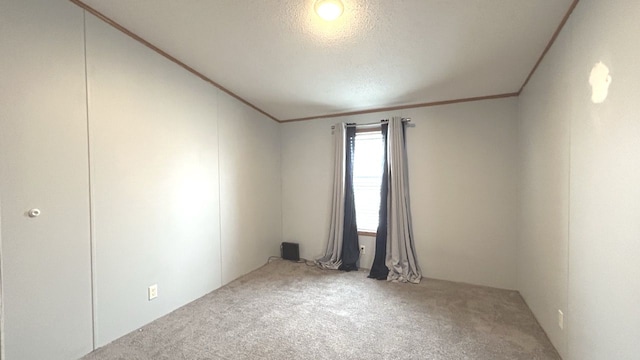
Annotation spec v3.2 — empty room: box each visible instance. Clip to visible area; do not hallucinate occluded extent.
[1,0,639,359]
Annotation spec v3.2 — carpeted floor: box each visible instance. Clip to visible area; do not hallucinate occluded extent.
[82,260,560,360]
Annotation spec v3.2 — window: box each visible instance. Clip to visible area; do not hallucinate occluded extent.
[353,128,384,234]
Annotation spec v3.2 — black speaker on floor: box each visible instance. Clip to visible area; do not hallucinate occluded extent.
[281,242,300,261]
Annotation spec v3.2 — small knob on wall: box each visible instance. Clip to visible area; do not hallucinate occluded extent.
[28,208,41,218]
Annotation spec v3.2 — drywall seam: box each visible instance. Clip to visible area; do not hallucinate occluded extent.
[565,36,574,358]
[216,90,223,287]
[279,119,284,255]
[82,10,98,350]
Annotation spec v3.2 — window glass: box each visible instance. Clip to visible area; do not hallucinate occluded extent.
[353,130,384,233]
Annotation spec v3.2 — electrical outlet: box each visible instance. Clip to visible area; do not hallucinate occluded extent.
[359,245,366,255]
[558,309,564,329]
[148,284,158,301]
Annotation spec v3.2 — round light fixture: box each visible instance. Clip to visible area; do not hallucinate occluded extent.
[314,0,344,21]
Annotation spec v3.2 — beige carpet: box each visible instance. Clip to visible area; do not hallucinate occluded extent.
[82,259,560,360]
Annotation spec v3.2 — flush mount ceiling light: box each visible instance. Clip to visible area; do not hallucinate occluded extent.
[314,0,344,21]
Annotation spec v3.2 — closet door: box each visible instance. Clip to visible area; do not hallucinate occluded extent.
[0,1,93,359]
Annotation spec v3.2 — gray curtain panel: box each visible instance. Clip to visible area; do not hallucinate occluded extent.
[317,123,347,269]
[385,117,422,283]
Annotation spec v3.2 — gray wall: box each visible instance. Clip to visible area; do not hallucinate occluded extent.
[0,1,93,359]
[85,15,223,346]
[517,13,571,358]
[218,92,282,284]
[0,0,282,357]
[281,98,520,290]
[518,1,640,359]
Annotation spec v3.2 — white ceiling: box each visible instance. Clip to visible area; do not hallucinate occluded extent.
[79,0,575,121]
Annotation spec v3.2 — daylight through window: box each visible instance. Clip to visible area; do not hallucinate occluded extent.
[353,130,384,233]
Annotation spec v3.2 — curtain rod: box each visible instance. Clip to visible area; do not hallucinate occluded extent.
[331,118,411,130]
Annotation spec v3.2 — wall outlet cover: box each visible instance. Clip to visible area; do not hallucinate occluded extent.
[148,284,158,300]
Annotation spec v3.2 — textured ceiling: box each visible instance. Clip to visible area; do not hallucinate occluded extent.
[78,0,575,121]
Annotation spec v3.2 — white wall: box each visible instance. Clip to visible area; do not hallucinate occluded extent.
[518,1,640,359]
[282,98,519,289]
